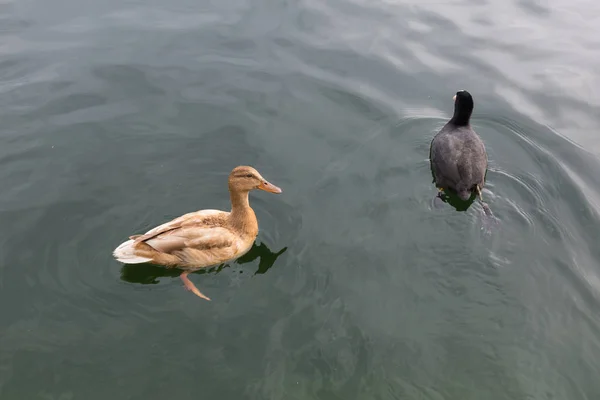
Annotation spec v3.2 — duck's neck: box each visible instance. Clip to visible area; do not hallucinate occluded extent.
[229,189,258,236]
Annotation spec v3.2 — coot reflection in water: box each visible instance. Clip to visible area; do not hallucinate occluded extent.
[120,241,287,285]
[432,186,476,212]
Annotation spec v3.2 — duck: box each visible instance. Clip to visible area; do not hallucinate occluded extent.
[113,165,283,301]
[429,90,492,215]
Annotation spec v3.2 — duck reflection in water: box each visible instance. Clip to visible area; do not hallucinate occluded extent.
[120,241,287,291]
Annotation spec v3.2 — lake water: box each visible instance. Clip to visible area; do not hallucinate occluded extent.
[1,0,600,398]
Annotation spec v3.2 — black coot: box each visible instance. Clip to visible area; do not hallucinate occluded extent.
[430,90,492,216]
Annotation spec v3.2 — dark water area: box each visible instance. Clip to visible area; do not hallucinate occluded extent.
[1,0,600,398]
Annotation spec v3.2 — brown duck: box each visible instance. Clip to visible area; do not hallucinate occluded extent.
[113,165,282,300]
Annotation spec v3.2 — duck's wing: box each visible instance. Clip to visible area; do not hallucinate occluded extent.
[143,225,235,254]
[132,209,233,253]
[131,209,224,242]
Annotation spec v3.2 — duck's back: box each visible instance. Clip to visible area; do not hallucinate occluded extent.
[430,124,487,195]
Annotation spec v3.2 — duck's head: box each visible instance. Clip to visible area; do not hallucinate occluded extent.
[450,90,474,126]
[228,166,282,194]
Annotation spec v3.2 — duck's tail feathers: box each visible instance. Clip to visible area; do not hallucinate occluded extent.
[113,239,153,264]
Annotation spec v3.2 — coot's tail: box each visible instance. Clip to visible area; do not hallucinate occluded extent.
[458,189,471,202]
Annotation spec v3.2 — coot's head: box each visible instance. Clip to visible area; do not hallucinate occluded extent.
[450,90,474,126]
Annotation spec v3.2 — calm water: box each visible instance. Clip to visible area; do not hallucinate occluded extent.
[1,0,600,398]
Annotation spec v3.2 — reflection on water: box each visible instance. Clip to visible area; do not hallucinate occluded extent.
[120,240,288,285]
[433,188,476,212]
[238,241,288,276]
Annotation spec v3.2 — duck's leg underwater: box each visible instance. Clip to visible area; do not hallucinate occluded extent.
[180,272,211,301]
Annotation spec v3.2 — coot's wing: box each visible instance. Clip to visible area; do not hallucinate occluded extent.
[430,132,463,187]
[471,136,488,182]
[458,132,488,186]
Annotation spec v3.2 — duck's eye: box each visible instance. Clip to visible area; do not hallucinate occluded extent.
[246,174,254,178]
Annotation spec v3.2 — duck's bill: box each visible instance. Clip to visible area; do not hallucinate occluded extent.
[259,181,283,194]
[453,94,457,101]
